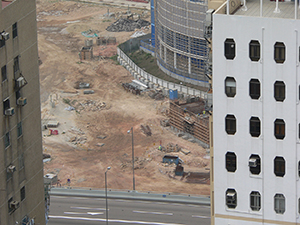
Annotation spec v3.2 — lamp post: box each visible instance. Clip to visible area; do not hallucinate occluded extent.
[127,127,135,191]
[105,166,111,225]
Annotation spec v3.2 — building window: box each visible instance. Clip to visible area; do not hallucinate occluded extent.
[225,77,236,97]
[274,42,285,63]
[20,186,25,201]
[13,56,20,75]
[226,152,237,172]
[274,81,285,102]
[274,193,285,214]
[250,191,261,211]
[249,40,260,62]
[226,189,237,209]
[249,79,260,99]
[1,65,7,82]
[299,198,300,214]
[274,156,285,177]
[299,123,300,139]
[8,197,13,213]
[5,132,10,148]
[274,119,285,140]
[225,114,236,135]
[19,153,24,169]
[249,154,261,175]
[298,161,300,177]
[249,117,261,137]
[12,23,18,39]
[17,122,22,137]
[0,37,5,48]
[224,38,235,60]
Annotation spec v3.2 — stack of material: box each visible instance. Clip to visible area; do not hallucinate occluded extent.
[106,18,150,32]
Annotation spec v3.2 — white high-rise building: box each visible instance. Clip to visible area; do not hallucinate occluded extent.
[211,0,300,224]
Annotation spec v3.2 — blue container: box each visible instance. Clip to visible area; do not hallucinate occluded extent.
[169,89,178,100]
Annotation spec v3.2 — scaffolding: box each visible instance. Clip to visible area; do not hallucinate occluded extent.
[154,0,209,84]
[169,101,209,145]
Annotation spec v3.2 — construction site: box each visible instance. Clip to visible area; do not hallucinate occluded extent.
[39,0,210,196]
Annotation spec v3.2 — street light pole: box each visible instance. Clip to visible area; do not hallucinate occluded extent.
[105,166,111,225]
[128,127,135,191]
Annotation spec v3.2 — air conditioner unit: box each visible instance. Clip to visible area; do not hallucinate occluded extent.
[226,192,236,200]
[1,32,9,41]
[16,76,25,88]
[7,165,16,173]
[17,97,27,106]
[249,158,257,167]
[9,200,19,209]
[5,107,14,116]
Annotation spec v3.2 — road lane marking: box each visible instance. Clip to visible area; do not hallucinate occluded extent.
[192,215,210,219]
[49,215,184,224]
[133,211,173,216]
[70,206,106,210]
[64,211,104,215]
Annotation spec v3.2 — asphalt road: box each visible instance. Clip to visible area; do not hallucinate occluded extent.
[48,196,211,225]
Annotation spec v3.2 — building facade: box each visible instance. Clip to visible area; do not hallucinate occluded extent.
[153,0,211,88]
[0,0,46,224]
[211,1,300,224]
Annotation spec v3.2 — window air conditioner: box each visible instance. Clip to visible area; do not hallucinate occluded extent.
[249,158,257,167]
[16,77,25,88]
[7,165,16,173]
[1,32,9,41]
[4,107,14,116]
[226,192,236,200]
[9,200,19,209]
[17,97,27,106]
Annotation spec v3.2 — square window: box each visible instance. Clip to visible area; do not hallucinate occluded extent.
[12,23,18,39]
[224,38,235,60]
[1,65,7,82]
[274,193,285,214]
[274,42,285,63]
[20,186,25,201]
[225,114,236,135]
[225,77,236,97]
[249,40,260,62]
[226,189,237,209]
[250,117,261,137]
[274,156,285,177]
[274,119,285,139]
[249,79,260,99]
[274,81,285,102]
[17,122,22,137]
[250,191,261,211]
[226,152,237,172]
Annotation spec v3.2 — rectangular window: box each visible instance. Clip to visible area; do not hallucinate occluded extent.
[1,65,7,82]
[19,153,24,169]
[0,38,5,48]
[20,186,25,201]
[274,119,285,140]
[8,197,13,213]
[5,132,10,148]
[274,194,285,214]
[12,23,18,39]
[224,38,235,60]
[225,77,236,97]
[13,56,19,75]
[249,79,260,99]
[225,115,236,135]
[17,122,22,137]
[274,42,285,63]
[250,191,261,211]
[249,40,260,62]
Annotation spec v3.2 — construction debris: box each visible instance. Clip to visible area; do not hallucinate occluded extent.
[106,18,150,32]
[71,100,106,112]
[140,124,152,136]
[122,83,141,95]
[160,119,170,127]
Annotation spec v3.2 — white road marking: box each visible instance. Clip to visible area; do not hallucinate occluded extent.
[70,206,106,210]
[192,215,210,219]
[133,210,173,216]
[49,215,184,224]
[64,211,104,215]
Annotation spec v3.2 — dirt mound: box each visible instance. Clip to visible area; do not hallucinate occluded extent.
[106,18,150,32]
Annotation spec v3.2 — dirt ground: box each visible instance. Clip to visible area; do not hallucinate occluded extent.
[38,0,210,196]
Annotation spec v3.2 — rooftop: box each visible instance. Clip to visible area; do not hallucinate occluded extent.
[234,0,300,19]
